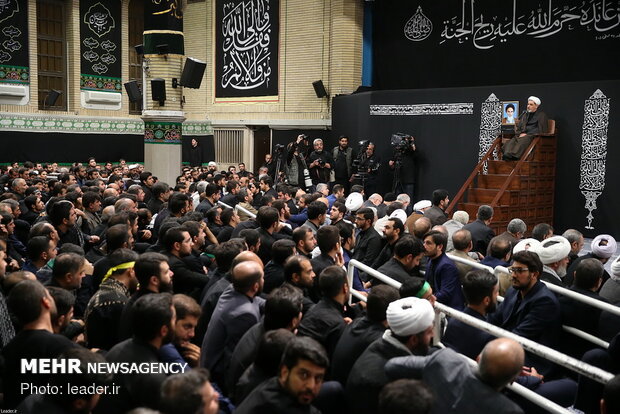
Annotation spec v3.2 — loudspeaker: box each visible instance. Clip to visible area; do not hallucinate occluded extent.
[312,80,328,98]
[124,81,141,102]
[151,78,166,105]
[180,57,207,89]
[44,89,62,107]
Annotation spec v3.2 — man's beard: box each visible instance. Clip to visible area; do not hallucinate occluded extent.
[159,279,174,293]
[412,337,430,356]
[511,276,530,291]
[162,324,174,345]
[486,300,497,314]
[557,265,567,278]
[128,278,139,294]
[284,375,317,405]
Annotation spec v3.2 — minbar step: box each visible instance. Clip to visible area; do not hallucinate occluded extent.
[458,202,553,226]
[475,174,554,191]
[487,160,555,176]
[467,188,553,206]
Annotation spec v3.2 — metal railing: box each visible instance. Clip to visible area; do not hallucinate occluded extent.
[347,261,575,414]
[435,302,614,384]
[346,259,615,385]
[217,200,257,219]
[447,254,619,349]
[447,255,620,317]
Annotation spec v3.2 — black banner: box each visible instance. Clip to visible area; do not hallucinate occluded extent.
[215,0,279,98]
[144,0,184,32]
[0,0,29,84]
[80,0,122,92]
[373,0,620,90]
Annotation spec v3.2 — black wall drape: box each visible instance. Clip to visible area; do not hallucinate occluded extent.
[373,0,620,90]
[0,132,144,163]
[332,79,620,237]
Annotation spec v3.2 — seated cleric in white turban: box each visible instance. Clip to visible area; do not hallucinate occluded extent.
[502,95,549,161]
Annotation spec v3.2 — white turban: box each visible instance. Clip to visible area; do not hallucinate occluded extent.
[386,297,435,337]
[513,238,541,254]
[345,192,364,212]
[390,209,407,224]
[532,236,571,265]
[528,96,541,106]
[591,234,617,259]
[413,200,432,211]
[611,255,620,277]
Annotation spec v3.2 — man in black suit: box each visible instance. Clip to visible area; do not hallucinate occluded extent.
[487,250,561,376]
[220,180,241,208]
[163,227,209,299]
[463,205,495,256]
[255,176,277,207]
[374,235,424,287]
[559,258,608,359]
[311,226,343,281]
[256,206,291,266]
[442,269,498,359]
[352,207,383,268]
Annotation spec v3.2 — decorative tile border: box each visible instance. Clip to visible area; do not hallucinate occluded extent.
[183,122,213,135]
[0,113,144,134]
[144,121,182,144]
[80,74,122,92]
[0,65,29,84]
[0,113,213,136]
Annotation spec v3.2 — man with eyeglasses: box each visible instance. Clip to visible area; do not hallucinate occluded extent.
[487,250,561,377]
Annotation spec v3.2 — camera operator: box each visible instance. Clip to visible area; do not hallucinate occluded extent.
[307,138,334,186]
[284,134,311,189]
[356,142,381,195]
[389,134,416,200]
[331,135,355,193]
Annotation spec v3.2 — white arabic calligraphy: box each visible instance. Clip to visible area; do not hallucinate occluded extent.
[221,0,273,90]
[477,93,502,174]
[438,0,620,50]
[0,0,18,25]
[404,6,433,41]
[84,2,115,38]
[579,89,610,229]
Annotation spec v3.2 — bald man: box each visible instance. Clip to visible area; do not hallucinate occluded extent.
[386,338,525,414]
[201,258,265,390]
[195,250,260,345]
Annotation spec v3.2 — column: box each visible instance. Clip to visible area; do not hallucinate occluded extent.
[142,0,186,185]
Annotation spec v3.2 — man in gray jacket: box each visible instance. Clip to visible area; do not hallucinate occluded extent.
[386,338,525,414]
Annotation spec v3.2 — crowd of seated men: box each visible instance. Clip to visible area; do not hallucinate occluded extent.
[0,158,619,414]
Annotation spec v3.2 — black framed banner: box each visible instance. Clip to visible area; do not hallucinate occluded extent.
[215,0,279,99]
[372,0,620,90]
[144,0,184,55]
[0,0,29,85]
[80,0,122,93]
